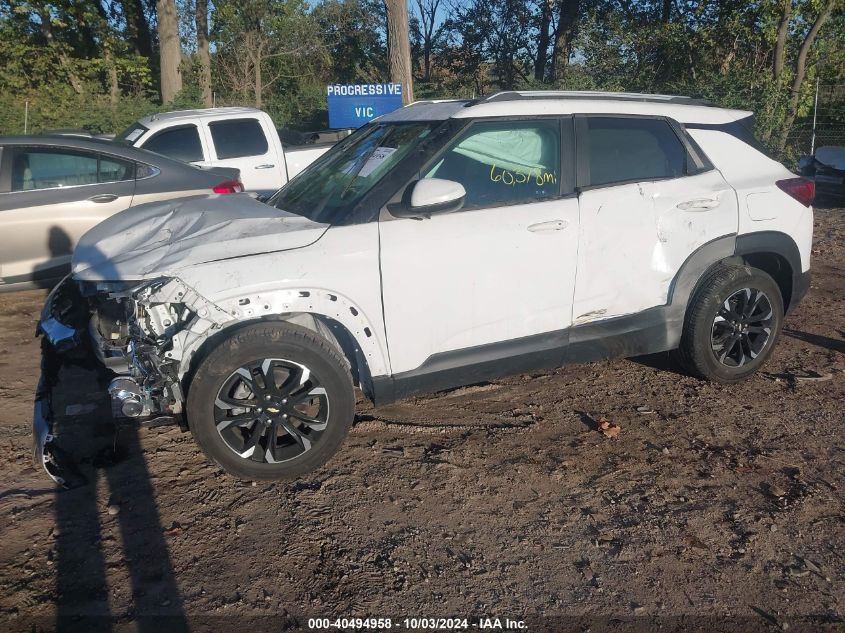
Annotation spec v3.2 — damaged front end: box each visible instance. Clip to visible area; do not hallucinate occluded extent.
[35,275,229,484]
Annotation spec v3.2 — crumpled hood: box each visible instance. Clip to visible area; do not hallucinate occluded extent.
[72,194,329,281]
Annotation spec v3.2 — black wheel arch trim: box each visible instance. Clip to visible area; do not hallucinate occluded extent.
[733,230,807,314]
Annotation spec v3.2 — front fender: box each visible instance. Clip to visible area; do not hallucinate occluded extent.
[172,286,390,383]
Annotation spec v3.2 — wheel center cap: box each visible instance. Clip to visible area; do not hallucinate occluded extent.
[266,406,280,414]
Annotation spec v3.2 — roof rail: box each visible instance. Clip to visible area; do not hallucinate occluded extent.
[480,90,718,107]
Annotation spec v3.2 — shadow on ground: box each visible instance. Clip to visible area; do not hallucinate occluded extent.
[48,358,189,632]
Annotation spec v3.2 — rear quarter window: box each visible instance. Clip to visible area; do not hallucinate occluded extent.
[208,119,269,159]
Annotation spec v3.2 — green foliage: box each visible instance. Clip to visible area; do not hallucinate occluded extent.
[1,0,842,157]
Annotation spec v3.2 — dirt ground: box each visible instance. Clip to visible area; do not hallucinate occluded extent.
[1,208,844,633]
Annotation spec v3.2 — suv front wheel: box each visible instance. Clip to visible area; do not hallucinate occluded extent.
[676,264,784,383]
[187,322,355,480]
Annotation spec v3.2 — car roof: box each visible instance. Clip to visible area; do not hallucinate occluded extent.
[0,134,196,168]
[378,90,752,125]
[136,106,263,126]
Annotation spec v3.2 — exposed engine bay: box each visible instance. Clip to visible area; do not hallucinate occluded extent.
[91,284,187,419]
[39,276,222,424]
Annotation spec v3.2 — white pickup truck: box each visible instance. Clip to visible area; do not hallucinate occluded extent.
[115,107,335,194]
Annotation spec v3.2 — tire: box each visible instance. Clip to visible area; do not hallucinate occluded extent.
[675,264,784,383]
[186,322,355,480]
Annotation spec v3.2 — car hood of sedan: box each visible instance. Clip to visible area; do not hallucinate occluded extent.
[72,194,329,281]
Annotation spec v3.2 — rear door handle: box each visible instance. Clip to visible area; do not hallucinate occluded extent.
[677,198,720,211]
[88,193,118,203]
[255,164,275,170]
[527,220,569,232]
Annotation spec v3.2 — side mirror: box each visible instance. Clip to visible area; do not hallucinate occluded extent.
[390,178,466,219]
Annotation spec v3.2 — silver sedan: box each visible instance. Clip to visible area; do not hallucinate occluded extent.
[0,135,242,291]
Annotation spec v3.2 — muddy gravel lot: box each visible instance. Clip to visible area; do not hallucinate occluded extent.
[1,208,844,633]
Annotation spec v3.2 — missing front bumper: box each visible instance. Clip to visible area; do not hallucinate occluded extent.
[33,340,70,486]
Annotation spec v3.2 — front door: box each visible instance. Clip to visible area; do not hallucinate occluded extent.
[379,118,580,376]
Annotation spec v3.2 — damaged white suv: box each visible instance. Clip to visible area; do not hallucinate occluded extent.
[36,91,814,481]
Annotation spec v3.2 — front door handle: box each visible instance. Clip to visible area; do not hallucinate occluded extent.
[255,164,275,170]
[527,219,569,232]
[88,193,118,203]
[677,198,720,211]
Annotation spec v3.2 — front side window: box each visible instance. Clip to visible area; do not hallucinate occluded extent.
[273,122,436,223]
[423,119,561,209]
[209,118,269,159]
[585,117,686,187]
[143,125,204,163]
[10,149,135,192]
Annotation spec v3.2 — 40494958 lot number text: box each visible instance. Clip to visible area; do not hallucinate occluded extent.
[308,617,527,630]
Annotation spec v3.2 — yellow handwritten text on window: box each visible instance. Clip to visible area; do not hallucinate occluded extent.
[490,164,557,187]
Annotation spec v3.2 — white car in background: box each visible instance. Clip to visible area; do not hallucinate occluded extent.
[116,107,338,195]
[37,91,814,483]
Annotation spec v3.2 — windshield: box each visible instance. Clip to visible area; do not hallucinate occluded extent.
[272,122,436,223]
[115,123,149,145]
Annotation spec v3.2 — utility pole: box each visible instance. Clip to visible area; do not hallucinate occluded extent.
[385,0,414,105]
[810,75,820,155]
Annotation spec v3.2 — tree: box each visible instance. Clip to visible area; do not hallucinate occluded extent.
[778,0,839,149]
[213,0,324,111]
[445,0,537,92]
[120,0,154,58]
[773,0,792,81]
[413,0,445,82]
[313,0,386,83]
[534,0,553,81]
[156,0,182,103]
[551,0,580,82]
[196,0,212,106]
[385,0,414,103]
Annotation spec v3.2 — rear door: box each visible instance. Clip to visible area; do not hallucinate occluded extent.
[573,115,738,322]
[203,117,280,192]
[0,146,135,286]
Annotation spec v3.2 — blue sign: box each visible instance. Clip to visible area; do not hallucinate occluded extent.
[327,83,403,129]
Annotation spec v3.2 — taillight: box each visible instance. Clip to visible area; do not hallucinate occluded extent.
[213,180,245,194]
[776,177,815,207]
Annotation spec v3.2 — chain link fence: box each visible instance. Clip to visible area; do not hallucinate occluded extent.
[785,83,845,158]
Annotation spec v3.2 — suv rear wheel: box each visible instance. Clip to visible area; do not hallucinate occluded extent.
[187,322,355,480]
[676,264,784,383]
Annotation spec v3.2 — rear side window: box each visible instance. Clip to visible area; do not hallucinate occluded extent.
[98,155,134,182]
[144,125,204,163]
[424,119,561,209]
[208,119,269,159]
[584,117,686,187]
[11,149,133,191]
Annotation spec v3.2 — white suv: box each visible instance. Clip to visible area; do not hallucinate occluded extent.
[36,91,814,482]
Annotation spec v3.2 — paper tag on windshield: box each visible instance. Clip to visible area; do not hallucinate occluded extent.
[358,147,397,178]
[124,128,145,142]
